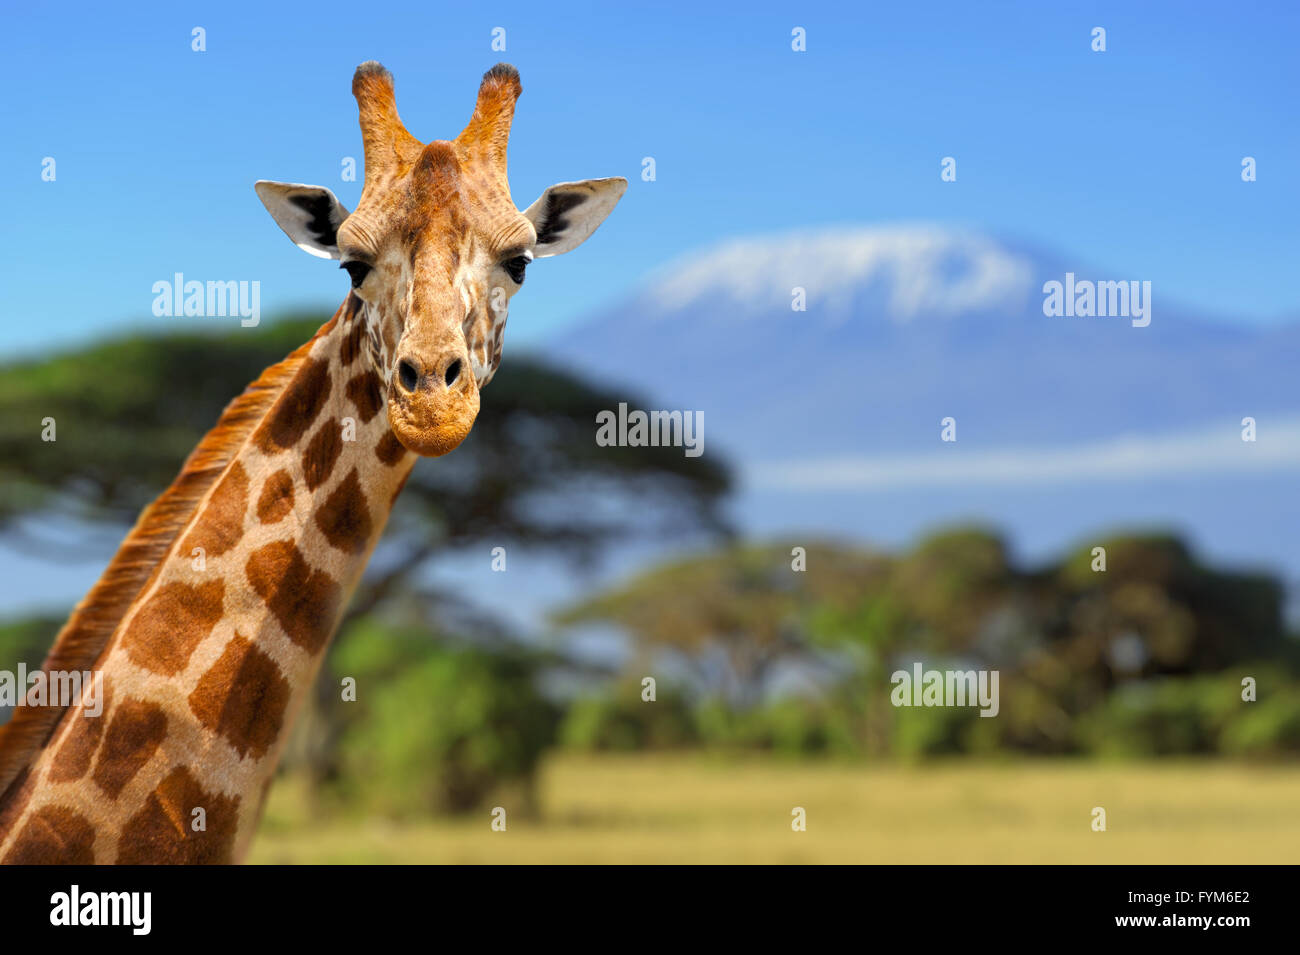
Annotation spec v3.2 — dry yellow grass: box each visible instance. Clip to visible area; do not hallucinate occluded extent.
[249,753,1300,864]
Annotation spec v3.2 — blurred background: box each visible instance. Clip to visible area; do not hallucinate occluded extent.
[2,2,1299,862]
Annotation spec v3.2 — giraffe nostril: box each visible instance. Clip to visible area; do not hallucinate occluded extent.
[444,359,462,387]
[397,359,420,392]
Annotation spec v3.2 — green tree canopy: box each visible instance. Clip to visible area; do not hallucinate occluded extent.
[556,529,1294,751]
[555,540,887,704]
[0,312,733,615]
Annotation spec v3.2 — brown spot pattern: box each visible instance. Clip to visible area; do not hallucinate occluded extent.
[341,317,367,366]
[341,291,362,324]
[181,460,249,559]
[315,469,373,554]
[122,579,225,676]
[254,356,331,452]
[375,430,407,465]
[245,540,342,654]
[3,805,96,864]
[93,698,168,799]
[256,469,295,524]
[188,633,290,760]
[345,370,383,423]
[48,679,113,784]
[379,317,399,358]
[116,766,240,864]
[302,418,344,491]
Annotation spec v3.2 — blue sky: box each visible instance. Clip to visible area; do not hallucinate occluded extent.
[2,1,1298,356]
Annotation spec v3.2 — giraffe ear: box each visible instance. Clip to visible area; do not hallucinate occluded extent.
[522,178,627,258]
[254,181,350,260]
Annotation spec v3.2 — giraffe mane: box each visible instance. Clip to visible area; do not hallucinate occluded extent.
[0,311,342,799]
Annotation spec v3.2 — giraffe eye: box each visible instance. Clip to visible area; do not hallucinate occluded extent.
[340,261,372,288]
[504,255,529,285]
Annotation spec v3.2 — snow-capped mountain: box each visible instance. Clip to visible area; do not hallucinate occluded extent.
[638,226,1036,321]
[543,224,1298,462]
[537,225,1300,577]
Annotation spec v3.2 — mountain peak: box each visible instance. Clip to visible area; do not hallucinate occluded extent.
[640,224,1037,321]
[544,220,1292,465]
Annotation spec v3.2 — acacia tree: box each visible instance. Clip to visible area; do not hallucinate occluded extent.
[0,314,734,798]
[556,529,1294,757]
[555,540,888,706]
[0,312,732,592]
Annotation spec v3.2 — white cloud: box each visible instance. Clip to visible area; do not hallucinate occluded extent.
[749,418,1300,491]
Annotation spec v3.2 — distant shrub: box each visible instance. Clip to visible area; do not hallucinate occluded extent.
[692,697,860,757]
[1076,679,1218,757]
[891,704,980,760]
[329,623,560,816]
[1220,696,1300,758]
[560,685,697,751]
[1075,670,1300,759]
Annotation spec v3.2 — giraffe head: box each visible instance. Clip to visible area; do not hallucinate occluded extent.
[254,62,626,457]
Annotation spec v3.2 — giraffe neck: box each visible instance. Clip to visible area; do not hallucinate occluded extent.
[0,298,414,863]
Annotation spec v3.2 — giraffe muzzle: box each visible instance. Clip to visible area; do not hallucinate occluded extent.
[387,348,480,456]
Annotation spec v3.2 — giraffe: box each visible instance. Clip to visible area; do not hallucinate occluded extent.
[0,61,625,863]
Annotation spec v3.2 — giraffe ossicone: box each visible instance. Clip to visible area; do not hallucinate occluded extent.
[0,62,625,863]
